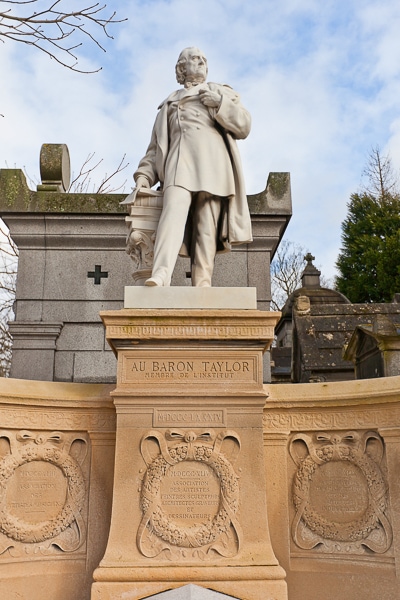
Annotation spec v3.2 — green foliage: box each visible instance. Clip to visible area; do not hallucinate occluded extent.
[336,192,400,302]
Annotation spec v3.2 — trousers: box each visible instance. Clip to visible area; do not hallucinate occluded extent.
[151,186,222,287]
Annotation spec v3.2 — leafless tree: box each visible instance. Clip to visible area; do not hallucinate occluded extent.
[0,1,126,73]
[362,146,398,200]
[0,220,18,376]
[271,240,334,310]
[270,241,307,311]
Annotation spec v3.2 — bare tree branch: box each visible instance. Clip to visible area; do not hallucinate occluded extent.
[0,219,18,376]
[0,1,126,73]
[270,240,308,311]
[68,152,129,193]
[96,153,129,193]
[21,152,129,194]
[362,146,398,201]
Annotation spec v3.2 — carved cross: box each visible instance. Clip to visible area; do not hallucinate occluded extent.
[87,265,108,285]
[304,252,315,265]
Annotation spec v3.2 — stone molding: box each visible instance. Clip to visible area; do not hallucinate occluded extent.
[0,379,116,431]
[101,309,279,349]
[4,214,127,250]
[9,322,63,349]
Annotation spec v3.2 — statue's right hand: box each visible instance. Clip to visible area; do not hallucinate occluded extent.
[135,176,150,189]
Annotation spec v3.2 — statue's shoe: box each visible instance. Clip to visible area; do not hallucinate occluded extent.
[144,276,164,286]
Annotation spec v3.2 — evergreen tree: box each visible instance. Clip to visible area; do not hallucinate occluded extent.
[336,149,400,302]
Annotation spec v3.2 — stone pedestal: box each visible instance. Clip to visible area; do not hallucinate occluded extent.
[92,303,287,600]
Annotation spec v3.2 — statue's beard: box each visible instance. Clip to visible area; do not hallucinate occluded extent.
[184,73,206,86]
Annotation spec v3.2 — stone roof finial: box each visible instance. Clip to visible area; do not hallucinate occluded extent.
[304,252,315,265]
[301,252,321,288]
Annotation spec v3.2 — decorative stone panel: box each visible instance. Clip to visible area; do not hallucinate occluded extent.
[0,429,89,559]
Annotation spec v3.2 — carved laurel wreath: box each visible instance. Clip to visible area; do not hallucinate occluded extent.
[290,431,393,553]
[138,429,241,557]
[0,431,86,545]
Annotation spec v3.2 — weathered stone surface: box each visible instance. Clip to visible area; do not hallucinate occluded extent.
[343,315,400,378]
[0,378,115,600]
[8,322,63,381]
[264,375,400,600]
[73,349,117,384]
[38,143,71,192]
[273,254,400,383]
[291,302,400,383]
[0,372,400,598]
[92,307,286,600]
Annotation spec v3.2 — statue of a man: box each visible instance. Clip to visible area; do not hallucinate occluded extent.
[134,47,252,287]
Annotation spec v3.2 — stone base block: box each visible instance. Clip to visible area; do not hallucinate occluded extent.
[124,286,257,309]
[91,565,287,600]
[93,308,286,600]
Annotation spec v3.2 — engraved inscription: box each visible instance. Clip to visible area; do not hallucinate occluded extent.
[154,409,225,427]
[135,359,249,379]
[123,353,258,385]
[6,462,67,524]
[161,462,220,524]
[309,461,369,524]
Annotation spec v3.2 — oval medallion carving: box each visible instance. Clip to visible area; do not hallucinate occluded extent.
[290,431,393,553]
[138,429,242,559]
[0,431,86,546]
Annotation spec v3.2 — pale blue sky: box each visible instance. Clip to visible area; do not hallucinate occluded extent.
[2,0,400,279]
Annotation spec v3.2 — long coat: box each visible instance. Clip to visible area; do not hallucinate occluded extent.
[134,82,253,255]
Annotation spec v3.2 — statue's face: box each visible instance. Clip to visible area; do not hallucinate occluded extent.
[182,48,207,82]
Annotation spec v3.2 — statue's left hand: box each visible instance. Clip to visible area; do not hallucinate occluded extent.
[135,176,150,189]
[198,89,222,108]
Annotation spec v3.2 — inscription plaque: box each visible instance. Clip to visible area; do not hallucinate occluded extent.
[0,430,88,557]
[122,352,260,386]
[154,409,226,427]
[290,431,393,554]
[309,461,369,524]
[161,462,220,524]
[6,462,67,524]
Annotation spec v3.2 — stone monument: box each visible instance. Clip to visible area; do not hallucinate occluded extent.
[0,126,400,597]
[91,48,287,599]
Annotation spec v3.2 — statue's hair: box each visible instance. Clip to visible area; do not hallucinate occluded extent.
[175,47,208,84]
